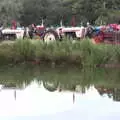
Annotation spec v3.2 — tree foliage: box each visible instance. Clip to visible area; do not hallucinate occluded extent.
[0,0,120,26]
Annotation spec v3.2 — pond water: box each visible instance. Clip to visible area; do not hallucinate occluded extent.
[0,65,120,120]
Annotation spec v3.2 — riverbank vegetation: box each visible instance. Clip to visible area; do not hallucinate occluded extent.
[0,39,120,67]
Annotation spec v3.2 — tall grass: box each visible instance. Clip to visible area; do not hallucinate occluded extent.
[14,39,36,61]
[0,38,120,67]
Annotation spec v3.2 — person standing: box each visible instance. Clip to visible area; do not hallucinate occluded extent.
[11,20,17,29]
[28,24,36,39]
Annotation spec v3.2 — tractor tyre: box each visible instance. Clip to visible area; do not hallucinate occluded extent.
[43,29,59,43]
[92,31,104,44]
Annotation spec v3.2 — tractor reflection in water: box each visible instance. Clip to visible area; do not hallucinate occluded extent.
[0,82,26,101]
[43,80,59,92]
[42,80,76,104]
[95,86,120,102]
[42,80,88,104]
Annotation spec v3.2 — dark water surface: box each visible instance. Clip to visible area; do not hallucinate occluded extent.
[0,65,120,120]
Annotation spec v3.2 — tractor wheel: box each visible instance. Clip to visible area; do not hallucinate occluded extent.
[92,31,104,44]
[43,29,59,43]
[3,34,16,41]
[43,80,59,92]
[9,34,16,40]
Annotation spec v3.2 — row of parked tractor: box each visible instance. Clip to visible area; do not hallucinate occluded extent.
[0,22,120,44]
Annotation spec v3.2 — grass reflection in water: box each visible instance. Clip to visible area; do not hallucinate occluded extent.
[0,64,120,101]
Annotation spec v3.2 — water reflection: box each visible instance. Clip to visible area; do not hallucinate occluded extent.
[43,81,59,92]
[96,86,120,102]
[0,67,119,100]
[0,65,120,118]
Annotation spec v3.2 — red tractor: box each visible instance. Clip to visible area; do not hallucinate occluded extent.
[28,24,59,42]
[28,21,87,42]
[92,24,120,44]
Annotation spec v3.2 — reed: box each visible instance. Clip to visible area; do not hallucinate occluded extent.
[0,39,119,67]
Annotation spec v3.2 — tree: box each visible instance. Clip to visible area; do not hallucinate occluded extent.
[0,0,23,26]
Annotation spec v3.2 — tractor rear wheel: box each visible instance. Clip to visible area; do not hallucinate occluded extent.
[43,29,59,43]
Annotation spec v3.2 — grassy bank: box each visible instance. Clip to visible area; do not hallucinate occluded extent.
[0,39,120,67]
